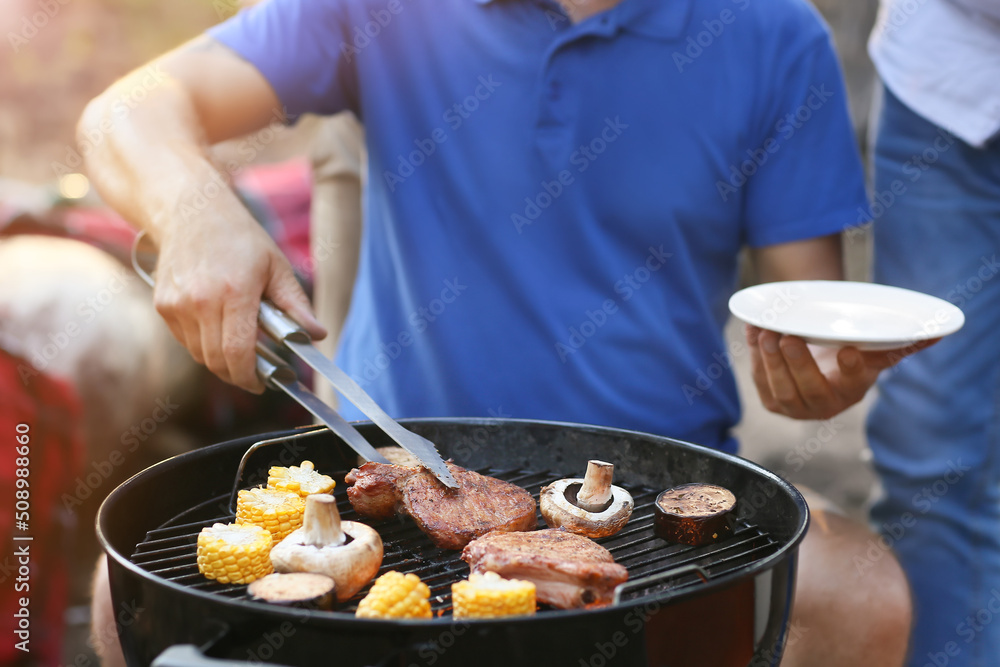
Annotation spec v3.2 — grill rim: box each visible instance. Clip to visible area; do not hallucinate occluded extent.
[98,417,810,628]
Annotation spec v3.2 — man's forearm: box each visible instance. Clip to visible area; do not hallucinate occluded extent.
[750,233,844,284]
[79,76,242,243]
[77,37,324,394]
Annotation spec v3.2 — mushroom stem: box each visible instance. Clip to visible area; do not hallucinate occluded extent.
[576,460,614,512]
[302,494,346,547]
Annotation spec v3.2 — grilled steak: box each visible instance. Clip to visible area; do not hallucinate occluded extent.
[345,462,537,550]
[461,529,628,608]
[344,462,413,521]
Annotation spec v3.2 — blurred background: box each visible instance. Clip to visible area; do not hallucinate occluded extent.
[0,0,881,663]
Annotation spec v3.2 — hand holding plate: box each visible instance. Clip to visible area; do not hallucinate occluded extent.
[746,324,939,420]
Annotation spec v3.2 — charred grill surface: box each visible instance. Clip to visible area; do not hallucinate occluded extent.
[129,466,781,617]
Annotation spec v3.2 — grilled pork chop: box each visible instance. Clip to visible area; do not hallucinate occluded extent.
[345,462,537,550]
[462,529,629,608]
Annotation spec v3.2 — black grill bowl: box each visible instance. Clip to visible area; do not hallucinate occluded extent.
[98,419,808,667]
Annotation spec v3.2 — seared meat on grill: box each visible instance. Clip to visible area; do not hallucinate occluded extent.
[461,529,628,608]
[345,463,537,550]
[344,463,414,521]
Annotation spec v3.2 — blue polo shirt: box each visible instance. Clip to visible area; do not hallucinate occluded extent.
[209,0,867,452]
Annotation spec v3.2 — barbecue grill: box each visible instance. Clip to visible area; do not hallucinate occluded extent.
[98,419,809,667]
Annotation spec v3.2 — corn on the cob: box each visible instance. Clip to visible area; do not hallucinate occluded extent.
[452,572,536,618]
[197,523,273,584]
[356,571,432,619]
[236,487,306,542]
[267,460,336,498]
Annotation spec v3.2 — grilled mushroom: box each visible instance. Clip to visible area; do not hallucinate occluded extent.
[540,460,634,538]
[247,572,336,610]
[270,494,383,602]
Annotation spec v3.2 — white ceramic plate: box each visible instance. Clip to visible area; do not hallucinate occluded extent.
[728,281,965,350]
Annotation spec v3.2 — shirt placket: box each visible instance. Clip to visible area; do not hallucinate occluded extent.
[534,8,619,171]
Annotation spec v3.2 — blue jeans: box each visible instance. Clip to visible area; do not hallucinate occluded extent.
[867,86,1000,667]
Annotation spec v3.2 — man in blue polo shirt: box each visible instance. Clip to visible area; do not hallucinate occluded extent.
[82,0,921,663]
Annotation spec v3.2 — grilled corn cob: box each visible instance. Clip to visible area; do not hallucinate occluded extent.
[197,523,273,584]
[236,487,306,542]
[356,571,432,619]
[267,460,336,497]
[452,572,536,618]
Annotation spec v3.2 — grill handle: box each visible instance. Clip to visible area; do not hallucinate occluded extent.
[152,645,294,667]
[227,428,327,513]
[152,641,443,667]
[612,563,710,604]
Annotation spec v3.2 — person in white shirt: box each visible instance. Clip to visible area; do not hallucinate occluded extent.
[867,2,1000,665]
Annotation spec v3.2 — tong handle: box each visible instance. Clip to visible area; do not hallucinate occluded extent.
[255,343,297,388]
[259,301,312,344]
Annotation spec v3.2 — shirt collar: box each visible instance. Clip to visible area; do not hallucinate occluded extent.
[471,0,694,41]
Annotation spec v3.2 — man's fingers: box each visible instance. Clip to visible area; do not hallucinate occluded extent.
[829,346,871,405]
[265,259,328,341]
[862,337,942,370]
[747,325,779,412]
[153,286,198,361]
[778,335,837,414]
[758,330,807,414]
[199,301,233,384]
[222,300,265,393]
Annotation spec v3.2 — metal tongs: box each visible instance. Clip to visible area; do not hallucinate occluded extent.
[131,231,458,488]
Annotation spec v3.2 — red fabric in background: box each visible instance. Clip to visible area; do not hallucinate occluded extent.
[0,160,312,661]
[0,350,84,666]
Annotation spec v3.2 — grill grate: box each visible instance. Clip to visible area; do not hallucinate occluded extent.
[130,466,780,615]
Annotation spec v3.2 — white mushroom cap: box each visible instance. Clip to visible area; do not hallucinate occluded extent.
[540,461,634,538]
[270,494,383,602]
